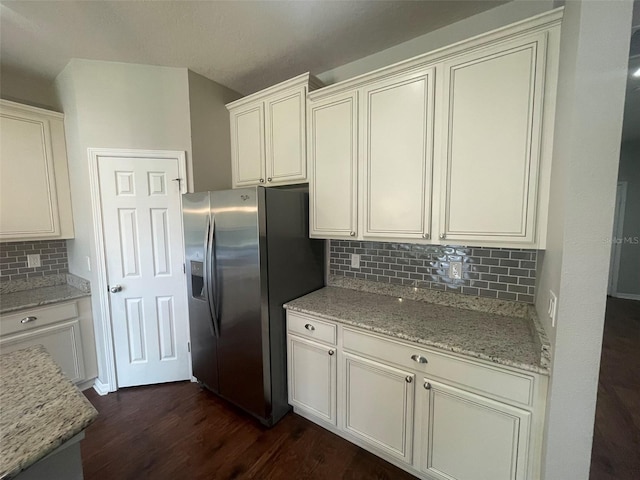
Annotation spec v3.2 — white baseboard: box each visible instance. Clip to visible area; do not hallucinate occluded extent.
[612,293,640,301]
[77,378,97,392]
[93,378,111,396]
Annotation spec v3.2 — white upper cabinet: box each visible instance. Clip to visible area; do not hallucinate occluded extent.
[362,69,435,240]
[309,91,358,238]
[307,9,562,249]
[0,100,74,241]
[439,33,548,245]
[227,73,321,188]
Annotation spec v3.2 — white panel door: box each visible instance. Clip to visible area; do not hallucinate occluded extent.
[287,335,337,425]
[309,91,358,238]
[0,110,60,238]
[230,104,266,187]
[265,87,306,185]
[362,68,435,240]
[420,378,531,480]
[343,352,415,464]
[98,156,190,387]
[440,33,547,244]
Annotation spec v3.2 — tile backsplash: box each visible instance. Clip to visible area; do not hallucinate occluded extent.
[329,240,537,303]
[0,240,69,283]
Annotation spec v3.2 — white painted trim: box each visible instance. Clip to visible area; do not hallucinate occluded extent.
[87,148,189,393]
[608,181,627,296]
[226,72,322,110]
[0,98,64,117]
[77,378,97,392]
[93,378,110,396]
[611,293,640,301]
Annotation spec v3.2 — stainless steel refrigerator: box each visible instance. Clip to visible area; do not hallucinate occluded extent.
[182,186,324,426]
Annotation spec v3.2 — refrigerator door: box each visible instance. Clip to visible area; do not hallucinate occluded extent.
[182,192,219,392]
[210,187,268,419]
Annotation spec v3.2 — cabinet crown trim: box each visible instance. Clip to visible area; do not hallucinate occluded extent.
[0,99,64,118]
[309,7,563,101]
[226,72,322,111]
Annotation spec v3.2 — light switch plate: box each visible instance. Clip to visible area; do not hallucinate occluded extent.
[351,253,361,269]
[27,254,41,268]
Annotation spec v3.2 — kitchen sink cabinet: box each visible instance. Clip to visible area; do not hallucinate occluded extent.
[419,379,531,480]
[285,310,547,480]
[307,10,562,249]
[227,73,322,188]
[0,100,74,241]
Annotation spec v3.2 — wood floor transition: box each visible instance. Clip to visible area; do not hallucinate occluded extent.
[81,297,639,479]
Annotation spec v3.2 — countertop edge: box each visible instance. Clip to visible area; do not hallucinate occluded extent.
[0,289,90,315]
[284,303,550,376]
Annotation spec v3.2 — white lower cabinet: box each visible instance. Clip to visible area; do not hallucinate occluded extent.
[286,311,546,480]
[287,334,337,425]
[343,352,415,464]
[419,379,531,480]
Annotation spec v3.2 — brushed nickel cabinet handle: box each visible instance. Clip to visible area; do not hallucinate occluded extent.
[423,233,430,239]
[304,323,315,331]
[349,231,356,237]
[328,350,335,356]
[424,382,432,390]
[439,233,446,240]
[267,177,272,182]
[20,316,37,324]
[259,178,265,183]
[411,354,428,364]
[405,376,413,383]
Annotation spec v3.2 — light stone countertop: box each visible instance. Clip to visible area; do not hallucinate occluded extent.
[284,286,549,375]
[0,284,90,315]
[0,345,98,479]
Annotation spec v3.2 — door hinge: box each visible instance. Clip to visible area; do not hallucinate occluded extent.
[187,341,191,353]
[183,263,186,274]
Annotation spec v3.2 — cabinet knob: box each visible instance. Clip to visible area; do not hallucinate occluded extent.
[349,231,356,237]
[267,177,272,182]
[411,354,428,364]
[20,316,37,324]
[422,233,430,239]
[304,323,315,331]
[424,382,432,390]
[328,350,335,356]
[259,178,265,183]
[439,233,446,240]
[405,376,413,383]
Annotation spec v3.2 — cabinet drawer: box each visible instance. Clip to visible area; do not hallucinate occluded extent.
[342,327,534,407]
[287,312,337,346]
[0,301,79,336]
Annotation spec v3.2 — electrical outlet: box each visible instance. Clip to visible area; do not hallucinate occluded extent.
[27,254,41,268]
[449,261,462,279]
[549,290,558,327]
[351,253,361,269]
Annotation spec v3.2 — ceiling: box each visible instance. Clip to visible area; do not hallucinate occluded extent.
[0,0,507,96]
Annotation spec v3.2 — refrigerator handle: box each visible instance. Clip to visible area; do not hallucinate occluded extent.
[209,214,221,335]
[204,215,220,338]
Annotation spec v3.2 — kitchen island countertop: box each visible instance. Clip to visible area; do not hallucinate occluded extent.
[0,345,97,479]
[284,286,549,375]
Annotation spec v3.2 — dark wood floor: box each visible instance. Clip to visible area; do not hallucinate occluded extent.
[82,382,415,479]
[589,297,640,480]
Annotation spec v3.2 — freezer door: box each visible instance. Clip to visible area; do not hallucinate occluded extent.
[182,192,219,391]
[210,187,268,420]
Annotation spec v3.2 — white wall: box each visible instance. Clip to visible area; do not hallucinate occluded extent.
[534,1,633,479]
[318,0,555,85]
[0,66,61,111]
[55,59,193,387]
[187,70,240,192]
[615,141,640,297]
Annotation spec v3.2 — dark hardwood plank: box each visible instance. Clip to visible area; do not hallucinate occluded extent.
[590,297,640,480]
[82,383,416,479]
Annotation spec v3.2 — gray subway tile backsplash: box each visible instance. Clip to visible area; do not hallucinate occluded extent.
[0,240,69,283]
[329,240,537,303]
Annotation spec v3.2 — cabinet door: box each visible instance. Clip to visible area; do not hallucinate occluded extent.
[440,33,547,244]
[362,68,435,240]
[287,334,337,425]
[230,103,266,187]
[420,379,531,480]
[265,87,306,185]
[0,107,61,238]
[0,320,86,384]
[308,92,358,238]
[343,352,415,464]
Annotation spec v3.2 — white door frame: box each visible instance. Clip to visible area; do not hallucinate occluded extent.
[608,181,627,297]
[88,148,191,393]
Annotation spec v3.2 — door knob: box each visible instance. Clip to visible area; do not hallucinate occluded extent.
[109,285,123,293]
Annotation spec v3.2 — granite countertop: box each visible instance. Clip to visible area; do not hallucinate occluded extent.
[0,284,90,315]
[285,286,549,375]
[0,345,98,479]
